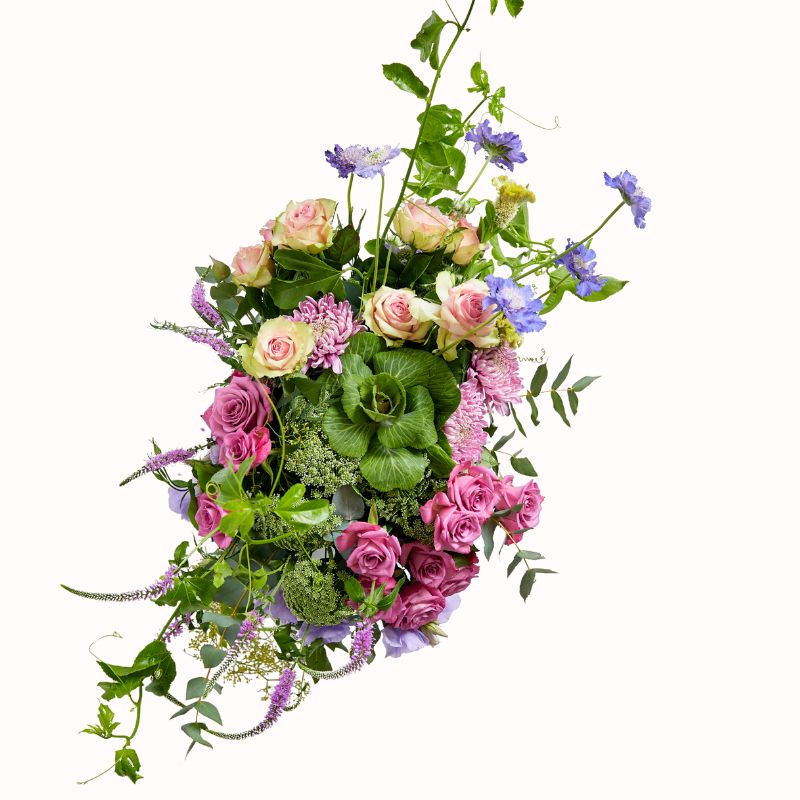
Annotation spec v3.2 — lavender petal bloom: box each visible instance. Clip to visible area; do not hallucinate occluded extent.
[354,145,401,178]
[294,622,352,645]
[167,485,192,522]
[382,626,429,658]
[437,593,461,624]
[191,279,222,326]
[555,240,607,298]
[465,121,527,171]
[604,170,651,229]
[484,275,546,333]
[265,589,298,624]
[325,144,369,178]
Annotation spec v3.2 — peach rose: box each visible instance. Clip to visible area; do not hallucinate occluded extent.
[271,199,336,254]
[239,317,315,378]
[363,286,439,347]
[446,218,485,266]
[392,200,452,252]
[433,272,500,360]
[231,244,274,288]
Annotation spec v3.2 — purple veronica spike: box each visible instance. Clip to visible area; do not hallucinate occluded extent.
[62,565,178,603]
[202,609,265,698]
[184,328,235,358]
[604,170,651,229]
[484,274,546,333]
[120,443,209,486]
[465,121,527,171]
[555,240,607,297]
[191,279,222,326]
[162,613,192,643]
[300,621,374,680]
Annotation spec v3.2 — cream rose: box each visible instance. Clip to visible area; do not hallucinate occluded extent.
[231,244,274,288]
[240,317,315,378]
[271,199,336,254]
[363,286,439,347]
[392,200,452,252]
[434,272,500,360]
[446,217,485,266]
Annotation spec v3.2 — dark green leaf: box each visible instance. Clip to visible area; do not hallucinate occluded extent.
[568,388,579,415]
[326,225,360,265]
[181,722,213,749]
[510,454,537,477]
[551,356,573,389]
[269,273,343,310]
[398,249,443,287]
[195,701,223,726]
[527,394,539,426]
[520,568,536,601]
[529,363,548,396]
[492,430,515,452]
[507,554,522,576]
[382,63,430,99]
[200,645,226,669]
[551,391,571,427]
[572,375,601,392]
[410,12,448,69]
[482,521,497,560]
[509,403,527,437]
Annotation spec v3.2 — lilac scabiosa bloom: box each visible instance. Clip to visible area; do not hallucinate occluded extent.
[604,170,651,229]
[290,293,365,374]
[325,144,369,178]
[191,279,222,326]
[443,378,488,463]
[383,627,429,658]
[555,240,606,297]
[484,275,546,334]
[294,622,352,645]
[465,120,527,171]
[468,343,524,416]
[354,145,401,178]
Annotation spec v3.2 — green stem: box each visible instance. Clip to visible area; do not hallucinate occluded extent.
[463,95,488,126]
[381,0,478,241]
[517,202,624,281]
[346,174,354,227]
[261,386,285,498]
[372,173,386,293]
[435,309,503,359]
[458,158,489,200]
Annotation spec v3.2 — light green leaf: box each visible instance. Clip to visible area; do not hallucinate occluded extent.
[360,443,427,491]
[382,63,430,99]
[572,375,601,392]
[376,385,437,449]
[345,332,386,363]
[410,11,448,69]
[322,404,373,458]
[505,0,524,16]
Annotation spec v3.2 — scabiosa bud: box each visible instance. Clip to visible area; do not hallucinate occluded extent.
[191,279,223,327]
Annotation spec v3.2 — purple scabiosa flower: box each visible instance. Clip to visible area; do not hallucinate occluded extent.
[465,120,527,171]
[555,240,607,297]
[383,626,429,658]
[120,443,208,486]
[294,622,352,645]
[167,485,193,522]
[604,170,651,229]
[290,293,365,374]
[484,275,546,334]
[443,378,488,463]
[191,279,222,326]
[61,565,178,603]
[468,343,524,416]
[354,145,401,178]
[325,144,369,178]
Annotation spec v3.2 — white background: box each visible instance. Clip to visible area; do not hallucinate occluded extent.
[1,0,798,797]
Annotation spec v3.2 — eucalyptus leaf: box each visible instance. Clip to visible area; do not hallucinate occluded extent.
[550,391,571,427]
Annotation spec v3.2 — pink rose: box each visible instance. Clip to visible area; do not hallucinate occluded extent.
[439,551,480,596]
[447,461,499,522]
[434,272,500,359]
[362,286,438,347]
[446,217,484,266]
[389,583,446,630]
[218,426,272,471]
[231,243,274,288]
[400,542,455,591]
[420,491,483,553]
[271,199,336,254]
[392,200,452,251]
[260,218,275,243]
[495,478,544,542]
[240,317,315,378]
[336,521,401,582]
[195,493,232,549]
[202,375,271,441]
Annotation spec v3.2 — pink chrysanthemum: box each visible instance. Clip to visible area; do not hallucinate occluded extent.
[290,293,365,374]
[443,378,488,463]
[468,343,524,416]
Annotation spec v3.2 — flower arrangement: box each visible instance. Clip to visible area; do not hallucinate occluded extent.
[64,0,651,784]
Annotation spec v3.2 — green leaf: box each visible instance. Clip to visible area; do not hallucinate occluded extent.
[507,554,522,576]
[322,404,373,458]
[568,388,579,415]
[551,391,571,427]
[326,225,360,265]
[145,650,176,697]
[269,273,343,310]
[410,12,448,69]
[527,394,539,426]
[181,722,213,749]
[578,276,628,303]
[520,568,536,601]
[418,141,450,168]
[509,403,527,437]
[489,0,499,12]
[186,677,207,700]
[195,701,223,726]
[345,331,386,364]
[114,747,143,783]
[382,63,430,99]
[200,645,226,669]
[81,703,121,738]
[397,250,443,288]
[510,454,537,477]
[572,375,601,392]
[482,520,497,559]
[539,266,572,315]
[418,104,463,145]
[505,0,524,16]
[360,443,427,492]
[343,575,366,603]
[551,356,573,389]
[469,60,490,94]
[274,499,331,531]
[273,249,331,275]
[529,363,548,396]
[492,430,515,452]
[376,385,437,450]
[201,611,239,629]
[427,439,456,477]
[488,86,506,122]
[478,202,497,242]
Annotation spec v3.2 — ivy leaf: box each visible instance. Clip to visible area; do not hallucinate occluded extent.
[410,12,449,69]
[551,356,573,389]
[510,453,537,477]
[551,391,571,427]
[572,375,601,392]
[488,86,506,122]
[114,747,143,783]
[382,63,430,99]
[469,60,490,94]
[505,0,525,16]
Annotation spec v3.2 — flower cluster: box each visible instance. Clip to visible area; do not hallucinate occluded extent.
[65,3,648,781]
